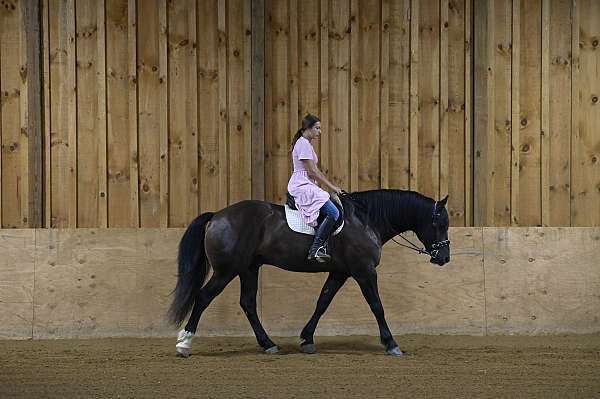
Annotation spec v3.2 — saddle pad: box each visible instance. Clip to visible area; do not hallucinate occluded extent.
[285,205,344,236]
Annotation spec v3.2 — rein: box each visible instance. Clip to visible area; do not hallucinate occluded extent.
[341,191,449,258]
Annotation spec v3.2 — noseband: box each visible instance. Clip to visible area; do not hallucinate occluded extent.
[391,202,450,258]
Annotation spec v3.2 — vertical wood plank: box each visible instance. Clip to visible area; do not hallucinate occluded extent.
[319,0,329,177]
[298,0,319,154]
[389,0,410,190]
[251,0,265,201]
[474,0,486,225]
[228,0,252,203]
[218,0,228,207]
[447,0,467,226]
[540,0,550,226]
[199,0,222,211]
[22,0,43,227]
[409,0,419,191]
[288,0,299,153]
[328,0,351,191]
[106,0,134,227]
[519,0,542,226]
[168,0,198,226]
[19,1,30,229]
[97,0,108,228]
[492,0,512,225]
[464,0,472,226]
[138,0,162,227]
[0,1,3,227]
[1,0,25,227]
[49,0,77,228]
[76,0,101,227]
[159,0,168,225]
[380,0,390,189]
[42,0,50,227]
[349,0,358,192]
[265,0,289,203]
[572,0,600,225]
[440,0,449,200]
[570,0,579,226]
[351,0,380,191]
[511,0,520,225]
[128,0,139,227]
[418,0,440,199]
[547,0,572,226]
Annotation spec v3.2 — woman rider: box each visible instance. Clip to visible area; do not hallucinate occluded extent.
[287,114,343,262]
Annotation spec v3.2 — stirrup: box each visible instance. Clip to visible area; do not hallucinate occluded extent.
[308,245,331,263]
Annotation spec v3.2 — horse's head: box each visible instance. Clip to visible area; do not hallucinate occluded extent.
[414,195,450,266]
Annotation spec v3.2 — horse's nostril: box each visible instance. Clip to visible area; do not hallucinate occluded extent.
[445,257,450,263]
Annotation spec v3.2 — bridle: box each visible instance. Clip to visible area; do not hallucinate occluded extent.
[340,191,450,259]
[391,201,450,259]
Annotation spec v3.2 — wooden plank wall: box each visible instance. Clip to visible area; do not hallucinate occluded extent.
[1,227,599,339]
[474,0,600,226]
[41,0,250,227]
[266,0,471,223]
[3,1,600,227]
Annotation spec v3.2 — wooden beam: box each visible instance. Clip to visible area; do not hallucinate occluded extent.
[21,0,44,227]
[251,0,265,201]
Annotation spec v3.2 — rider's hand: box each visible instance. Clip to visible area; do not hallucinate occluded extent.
[332,186,343,195]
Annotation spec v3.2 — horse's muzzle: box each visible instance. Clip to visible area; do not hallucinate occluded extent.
[430,254,450,266]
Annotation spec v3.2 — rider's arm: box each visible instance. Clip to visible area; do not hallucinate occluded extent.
[301,159,342,194]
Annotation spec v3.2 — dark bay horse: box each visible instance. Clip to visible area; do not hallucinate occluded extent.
[168,190,450,357]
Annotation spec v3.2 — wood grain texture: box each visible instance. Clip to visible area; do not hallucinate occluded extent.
[484,227,600,334]
[572,0,600,226]
[546,0,571,226]
[0,230,35,339]
[228,0,252,204]
[168,0,198,226]
[32,228,252,338]
[1,0,26,228]
[388,0,410,190]
[138,0,162,227]
[199,0,222,212]
[518,0,542,226]
[0,227,597,338]
[49,0,77,228]
[76,0,101,227]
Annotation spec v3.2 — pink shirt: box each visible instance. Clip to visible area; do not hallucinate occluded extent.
[287,137,330,227]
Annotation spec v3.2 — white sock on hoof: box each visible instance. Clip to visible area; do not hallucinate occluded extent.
[176,330,194,355]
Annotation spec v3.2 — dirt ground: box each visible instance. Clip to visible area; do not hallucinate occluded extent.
[1,334,599,399]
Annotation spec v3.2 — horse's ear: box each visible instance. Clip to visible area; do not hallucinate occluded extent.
[438,195,448,208]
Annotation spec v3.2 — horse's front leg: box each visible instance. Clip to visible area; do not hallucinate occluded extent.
[299,272,348,354]
[353,267,403,357]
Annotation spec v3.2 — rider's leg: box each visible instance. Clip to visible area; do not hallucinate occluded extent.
[307,200,340,262]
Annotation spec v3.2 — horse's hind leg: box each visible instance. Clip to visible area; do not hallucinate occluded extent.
[176,271,236,357]
[299,273,348,354]
[239,265,279,353]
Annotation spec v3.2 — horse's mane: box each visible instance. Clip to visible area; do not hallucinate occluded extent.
[341,189,434,234]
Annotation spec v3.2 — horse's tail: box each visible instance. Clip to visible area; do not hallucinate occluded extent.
[168,212,214,326]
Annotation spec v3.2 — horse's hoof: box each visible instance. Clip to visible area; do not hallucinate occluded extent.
[265,345,280,354]
[300,343,317,354]
[176,347,190,358]
[386,346,404,357]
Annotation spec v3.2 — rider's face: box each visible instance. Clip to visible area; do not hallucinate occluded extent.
[307,122,321,139]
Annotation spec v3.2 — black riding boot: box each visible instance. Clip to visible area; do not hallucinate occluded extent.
[307,216,337,263]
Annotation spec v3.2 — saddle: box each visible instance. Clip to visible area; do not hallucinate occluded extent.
[284,192,344,236]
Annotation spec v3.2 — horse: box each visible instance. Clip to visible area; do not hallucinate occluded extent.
[168,189,451,357]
